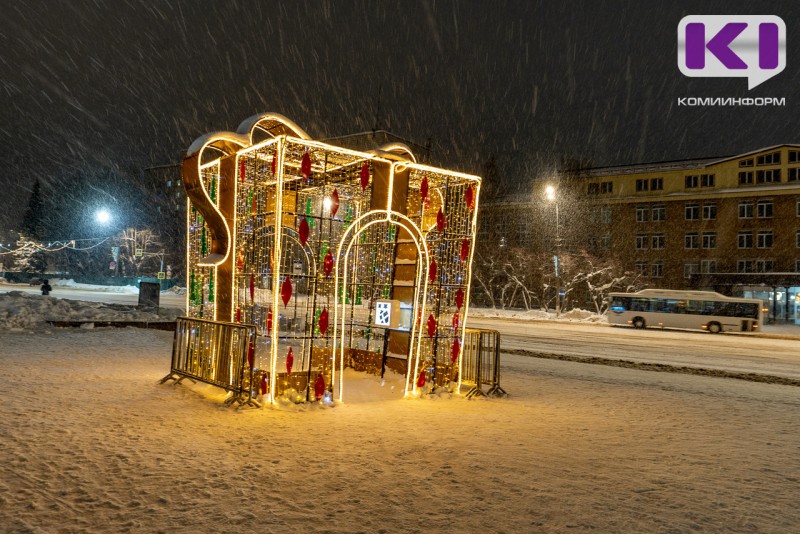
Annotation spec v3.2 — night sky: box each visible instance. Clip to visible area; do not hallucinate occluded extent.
[2,0,798,228]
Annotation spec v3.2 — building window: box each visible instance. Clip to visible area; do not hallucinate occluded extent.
[652,234,665,249]
[702,203,717,220]
[795,260,800,273]
[756,152,781,165]
[600,207,612,224]
[701,174,715,187]
[601,234,611,250]
[651,261,664,278]
[797,200,800,217]
[684,262,699,279]
[739,200,754,218]
[636,234,648,250]
[636,179,649,192]
[790,150,799,163]
[588,183,599,195]
[739,158,754,167]
[685,232,699,249]
[757,199,773,218]
[796,230,800,248]
[755,259,774,273]
[652,205,665,222]
[757,230,773,248]
[636,206,649,222]
[738,231,753,249]
[756,169,781,183]
[685,203,700,220]
[737,260,753,273]
[701,260,717,273]
[739,171,754,185]
[702,232,717,249]
[635,261,648,276]
[685,175,699,188]
[789,168,799,182]
[600,181,613,194]
[650,177,663,191]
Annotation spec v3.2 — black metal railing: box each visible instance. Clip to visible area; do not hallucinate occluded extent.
[461,328,507,398]
[161,317,260,407]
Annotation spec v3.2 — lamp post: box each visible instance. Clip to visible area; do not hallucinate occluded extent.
[95,208,117,276]
[545,185,561,317]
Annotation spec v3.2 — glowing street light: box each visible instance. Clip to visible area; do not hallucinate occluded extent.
[544,185,561,317]
[95,209,112,225]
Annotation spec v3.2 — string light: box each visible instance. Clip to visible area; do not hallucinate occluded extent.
[183,113,481,404]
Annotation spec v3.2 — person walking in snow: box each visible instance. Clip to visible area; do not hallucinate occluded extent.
[40,279,52,296]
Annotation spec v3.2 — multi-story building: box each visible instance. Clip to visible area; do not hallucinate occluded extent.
[579,144,800,322]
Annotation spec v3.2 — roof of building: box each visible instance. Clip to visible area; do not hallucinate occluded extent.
[582,144,800,178]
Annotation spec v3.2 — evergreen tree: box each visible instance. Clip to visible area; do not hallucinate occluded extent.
[21,179,46,240]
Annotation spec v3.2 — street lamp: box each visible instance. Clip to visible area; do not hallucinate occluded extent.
[95,209,112,225]
[545,185,561,317]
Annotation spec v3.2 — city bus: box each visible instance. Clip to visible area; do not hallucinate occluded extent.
[607,289,764,333]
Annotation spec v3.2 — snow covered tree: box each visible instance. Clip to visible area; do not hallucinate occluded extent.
[13,235,47,273]
[115,228,162,276]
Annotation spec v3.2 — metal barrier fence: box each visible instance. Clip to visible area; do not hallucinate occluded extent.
[161,317,260,407]
[461,328,507,398]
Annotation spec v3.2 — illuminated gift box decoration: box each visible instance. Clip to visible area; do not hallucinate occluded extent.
[183,113,480,403]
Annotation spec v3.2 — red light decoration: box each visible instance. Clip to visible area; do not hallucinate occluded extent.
[286,346,294,377]
[466,185,475,209]
[319,307,329,336]
[235,307,241,323]
[416,369,426,388]
[323,250,334,277]
[452,311,459,330]
[455,287,464,310]
[315,374,325,400]
[281,277,293,306]
[451,338,461,363]
[330,188,340,218]
[249,274,255,302]
[436,208,445,232]
[237,253,243,272]
[429,259,437,283]
[271,151,277,175]
[260,373,267,395]
[299,217,310,246]
[360,162,370,190]
[427,314,436,337]
[420,176,429,203]
[301,150,312,179]
[251,193,257,217]
[239,160,246,183]
[267,307,273,335]
[247,340,255,369]
[460,238,470,261]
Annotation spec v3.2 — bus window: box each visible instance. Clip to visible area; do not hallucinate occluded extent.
[686,300,703,313]
[631,298,650,311]
[610,296,631,311]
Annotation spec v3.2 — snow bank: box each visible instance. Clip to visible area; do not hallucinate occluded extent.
[0,291,179,330]
[52,278,140,294]
[469,306,606,323]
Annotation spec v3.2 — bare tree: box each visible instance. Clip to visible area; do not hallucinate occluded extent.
[115,228,163,276]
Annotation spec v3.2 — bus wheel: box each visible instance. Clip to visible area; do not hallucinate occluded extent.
[707,322,722,334]
[632,317,646,329]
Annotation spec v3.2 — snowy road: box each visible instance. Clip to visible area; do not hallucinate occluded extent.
[468,317,800,380]
[0,281,186,309]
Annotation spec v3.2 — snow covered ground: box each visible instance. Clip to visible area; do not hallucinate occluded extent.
[1,326,798,532]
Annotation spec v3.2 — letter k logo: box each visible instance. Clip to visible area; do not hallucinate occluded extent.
[686,22,747,69]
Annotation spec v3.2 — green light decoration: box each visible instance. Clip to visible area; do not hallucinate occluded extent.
[355,285,362,305]
[320,242,329,263]
[208,272,215,302]
[190,270,198,304]
[201,228,207,256]
[210,177,217,203]
[305,198,315,228]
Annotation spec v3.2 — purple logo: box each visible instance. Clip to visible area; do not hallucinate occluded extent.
[678,15,786,89]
